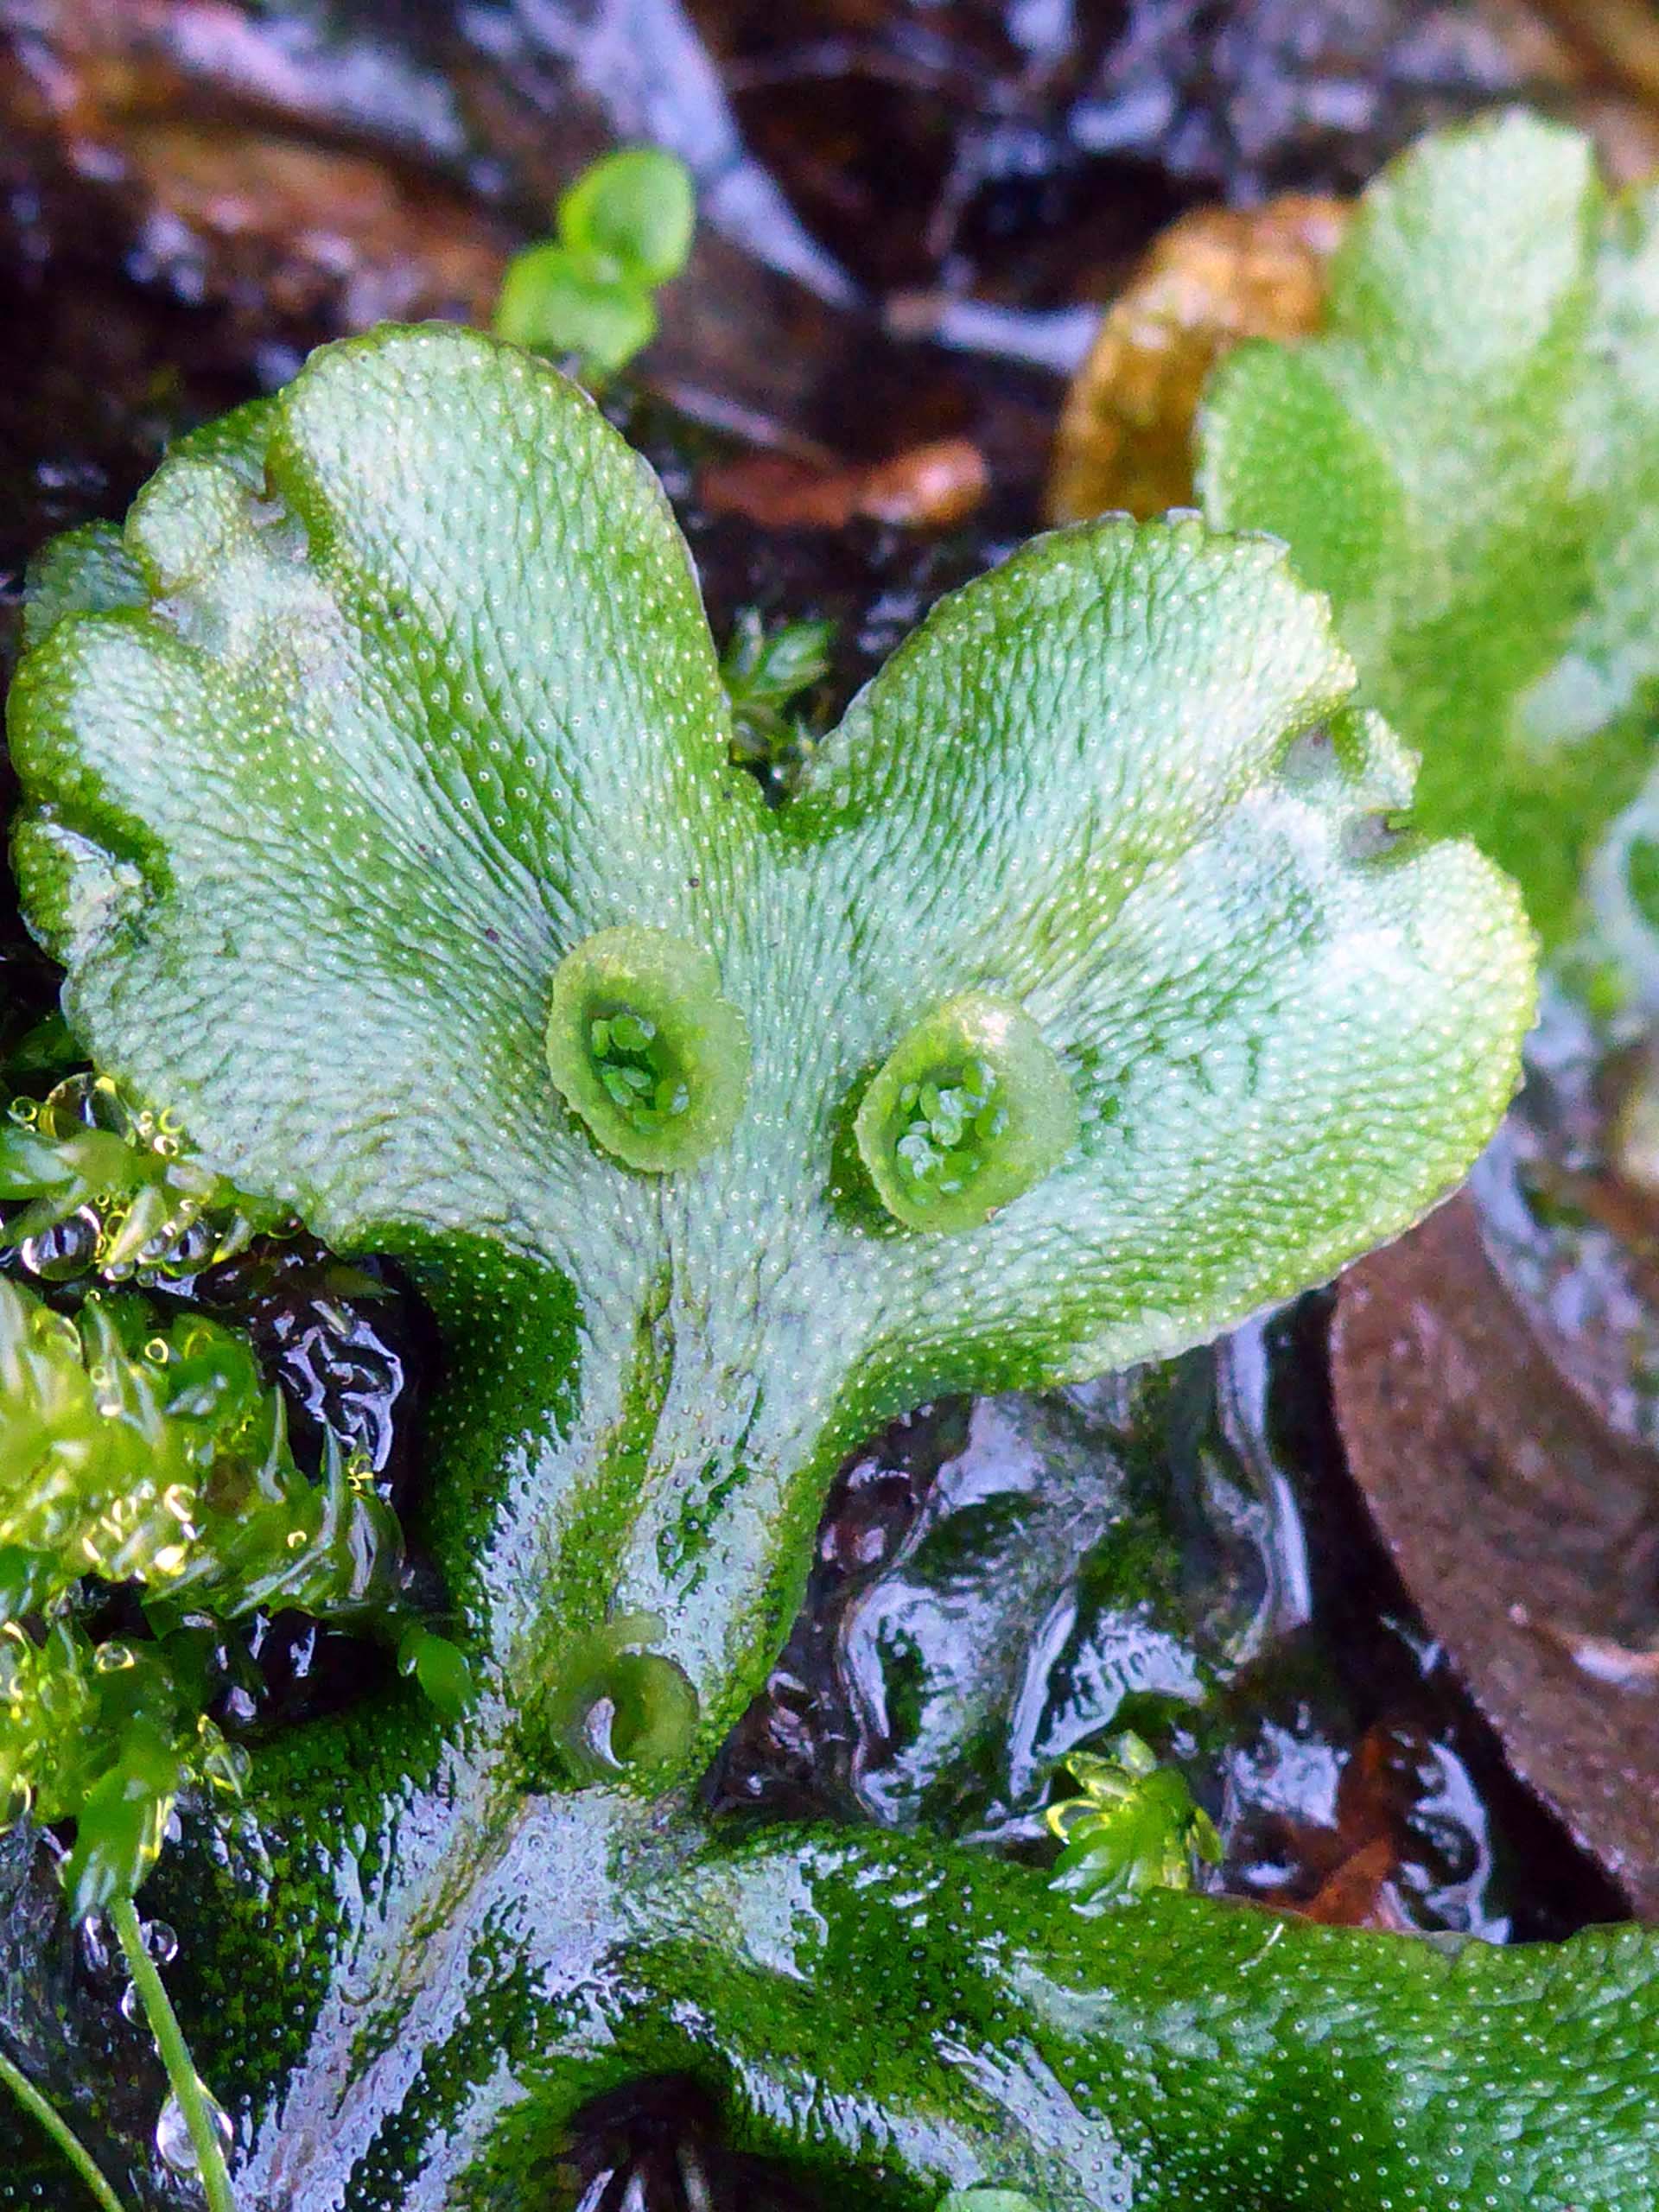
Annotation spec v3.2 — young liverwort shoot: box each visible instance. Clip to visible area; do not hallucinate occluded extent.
[493,147,696,384]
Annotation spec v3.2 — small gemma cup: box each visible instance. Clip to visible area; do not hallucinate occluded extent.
[855,991,1078,1233]
[544,925,750,1173]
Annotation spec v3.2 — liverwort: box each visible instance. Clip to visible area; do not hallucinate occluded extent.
[0,319,1608,2211]
[1200,111,1659,955]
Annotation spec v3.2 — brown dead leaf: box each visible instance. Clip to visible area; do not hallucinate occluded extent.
[1282,1835,1414,1932]
[1544,0,1659,103]
[1249,1723,1450,1932]
[1046,196,1350,526]
[1332,1193,1659,1916]
[120,123,506,327]
[699,439,988,532]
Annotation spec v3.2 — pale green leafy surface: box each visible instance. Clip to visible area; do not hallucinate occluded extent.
[557,148,695,289]
[493,149,695,380]
[1199,111,1659,948]
[6,323,1532,1751]
[0,315,1570,2212]
[9,322,1529,1387]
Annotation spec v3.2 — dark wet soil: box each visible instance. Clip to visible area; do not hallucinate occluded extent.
[709,1297,1627,1941]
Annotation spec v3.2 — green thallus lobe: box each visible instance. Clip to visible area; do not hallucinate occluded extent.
[1198,109,1659,956]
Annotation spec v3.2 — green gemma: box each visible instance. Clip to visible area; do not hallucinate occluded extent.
[856,993,1078,1231]
[544,925,749,1171]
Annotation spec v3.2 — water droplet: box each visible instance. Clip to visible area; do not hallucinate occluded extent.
[22,1210,100,1281]
[141,1919,179,1966]
[200,1740,251,1795]
[155,2086,232,2177]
